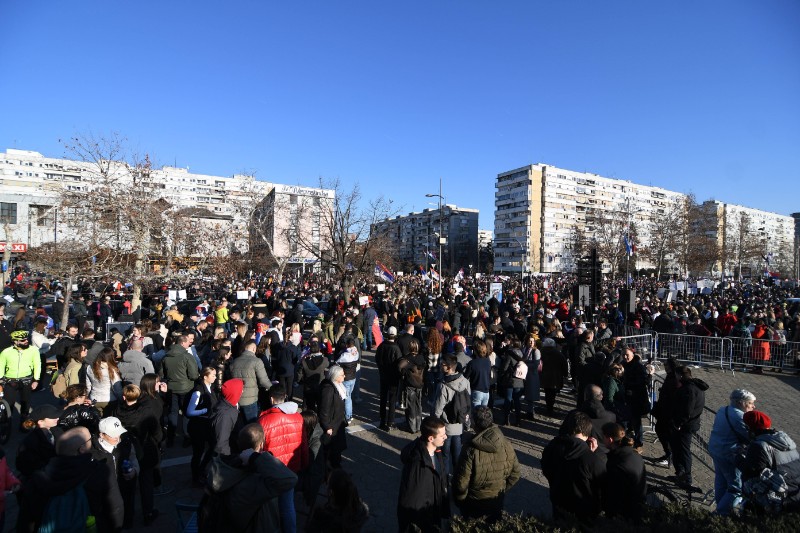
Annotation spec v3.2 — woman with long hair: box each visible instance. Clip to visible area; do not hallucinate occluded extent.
[184,367,218,485]
[424,328,444,400]
[85,347,122,414]
[62,343,87,389]
[306,469,369,532]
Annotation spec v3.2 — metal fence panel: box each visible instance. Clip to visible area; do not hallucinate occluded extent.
[727,337,800,371]
[655,333,731,371]
[616,334,655,362]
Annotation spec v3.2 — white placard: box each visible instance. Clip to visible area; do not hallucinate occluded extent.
[396,271,403,277]
[475,273,481,279]
[178,290,187,300]
[376,284,386,293]
[250,289,257,296]
[676,282,685,291]
[168,290,177,300]
[490,282,503,302]
[236,290,249,300]
[665,291,673,303]
[359,296,369,306]
[72,284,79,292]
[3,295,13,303]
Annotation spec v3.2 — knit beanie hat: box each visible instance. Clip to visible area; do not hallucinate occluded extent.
[222,378,244,405]
[743,410,772,432]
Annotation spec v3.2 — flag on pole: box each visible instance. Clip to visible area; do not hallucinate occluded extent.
[430,268,441,281]
[623,234,633,256]
[427,251,437,260]
[455,268,464,281]
[374,262,395,284]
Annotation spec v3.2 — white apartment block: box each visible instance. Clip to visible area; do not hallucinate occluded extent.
[0,148,331,266]
[478,229,494,249]
[495,164,684,274]
[703,200,795,275]
[495,163,796,277]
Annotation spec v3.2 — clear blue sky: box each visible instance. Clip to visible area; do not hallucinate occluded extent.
[1,1,798,229]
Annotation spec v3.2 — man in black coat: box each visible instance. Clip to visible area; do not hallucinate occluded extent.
[669,366,709,487]
[397,417,450,533]
[396,323,416,357]
[542,411,606,524]
[601,422,646,522]
[18,426,124,532]
[375,327,403,431]
[577,385,616,453]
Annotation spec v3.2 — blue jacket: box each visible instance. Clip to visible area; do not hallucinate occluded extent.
[709,405,749,458]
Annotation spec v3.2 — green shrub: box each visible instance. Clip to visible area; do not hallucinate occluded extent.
[448,506,800,533]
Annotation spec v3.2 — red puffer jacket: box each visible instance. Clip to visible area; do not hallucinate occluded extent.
[258,406,309,473]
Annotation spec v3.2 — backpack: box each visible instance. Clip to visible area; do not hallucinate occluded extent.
[38,482,96,533]
[513,360,529,380]
[197,481,256,533]
[50,371,68,399]
[443,384,472,425]
[743,467,789,515]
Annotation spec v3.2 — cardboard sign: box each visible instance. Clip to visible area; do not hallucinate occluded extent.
[359,296,369,306]
[376,284,386,292]
[490,282,503,303]
[178,290,187,300]
[236,290,249,300]
[168,290,177,301]
[72,284,79,292]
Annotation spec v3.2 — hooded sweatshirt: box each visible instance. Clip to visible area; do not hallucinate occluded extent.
[207,451,297,533]
[740,430,800,481]
[212,379,244,456]
[433,372,471,436]
[453,424,520,503]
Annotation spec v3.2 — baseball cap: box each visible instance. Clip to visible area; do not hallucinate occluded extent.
[387,326,398,336]
[99,417,128,438]
[30,404,61,422]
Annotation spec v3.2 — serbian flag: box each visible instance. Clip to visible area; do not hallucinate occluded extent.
[372,317,384,348]
[623,234,634,256]
[375,262,395,284]
[430,268,441,281]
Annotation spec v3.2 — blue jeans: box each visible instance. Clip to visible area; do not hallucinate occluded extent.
[503,387,523,422]
[712,453,742,515]
[471,390,489,408]
[441,433,462,476]
[278,487,296,533]
[352,368,362,402]
[343,379,356,420]
[240,402,259,424]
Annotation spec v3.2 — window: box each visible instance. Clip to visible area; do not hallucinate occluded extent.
[0,202,17,224]
[33,205,55,227]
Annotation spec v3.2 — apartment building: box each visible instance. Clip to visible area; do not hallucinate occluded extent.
[704,200,795,276]
[494,164,684,274]
[0,148,331,268]
[495,163,797,277]
[373,205,479,275]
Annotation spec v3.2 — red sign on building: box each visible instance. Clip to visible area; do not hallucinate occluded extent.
[0,243,28,253]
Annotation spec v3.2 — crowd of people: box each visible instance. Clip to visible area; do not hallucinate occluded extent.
[0,268,798,531]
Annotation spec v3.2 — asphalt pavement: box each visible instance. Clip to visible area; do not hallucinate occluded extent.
[3,345,800,532]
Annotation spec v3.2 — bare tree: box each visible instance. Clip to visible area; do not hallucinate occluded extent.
[642,197,683,279]
[591,209,627,279]
[723,211,761,279]
[292,178,399,296]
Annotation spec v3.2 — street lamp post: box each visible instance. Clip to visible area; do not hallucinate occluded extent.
[426,178,445,296]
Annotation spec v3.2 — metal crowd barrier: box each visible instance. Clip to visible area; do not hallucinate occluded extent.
[616,334,655,363]
[621,325,655,337]
[656,333,732,372]
[727,336,800,372]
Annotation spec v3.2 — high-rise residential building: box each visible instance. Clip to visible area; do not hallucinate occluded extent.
[494,163,795,278]
[373,205,479,275]
[0,148,332,269]
[494,164,683,274]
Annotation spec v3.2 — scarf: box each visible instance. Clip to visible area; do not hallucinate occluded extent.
[334,381,347,400]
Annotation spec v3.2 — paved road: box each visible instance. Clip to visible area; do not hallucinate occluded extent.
[3,351,800,532]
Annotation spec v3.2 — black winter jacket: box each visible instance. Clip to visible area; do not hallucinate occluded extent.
[541,435,606,521]
[602,445,646,521]
[672,378,709,432]
[397,438,450,533]
[17,453,123,533]
[375,340,403,384]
